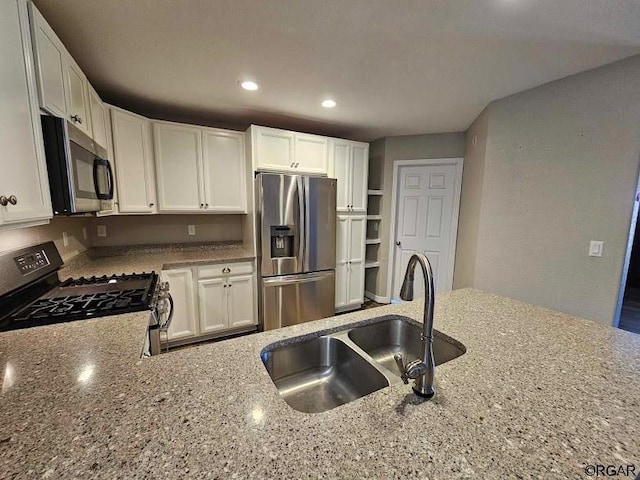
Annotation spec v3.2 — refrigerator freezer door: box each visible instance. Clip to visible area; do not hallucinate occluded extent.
[303,176,337,273]
[257,174,303,276]
[261,271,335,330]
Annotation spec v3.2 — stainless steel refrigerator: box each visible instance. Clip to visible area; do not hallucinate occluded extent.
[256,173,336,331]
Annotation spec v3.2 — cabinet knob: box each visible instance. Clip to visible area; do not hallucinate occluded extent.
[295,162,299,168]
[70,115,82,124]
[205,203,209,208]
[8,195,17,205]
[149,203,154,207]
[0,196,7,207]
[200,203,204,208]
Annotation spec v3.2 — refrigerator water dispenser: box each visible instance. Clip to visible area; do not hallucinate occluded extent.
[270,225,295,258]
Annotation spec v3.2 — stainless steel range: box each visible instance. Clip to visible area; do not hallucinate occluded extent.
[0,242,173,355]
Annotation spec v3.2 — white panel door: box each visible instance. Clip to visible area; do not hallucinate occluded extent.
[66,58,91,136]
[330,140,350,213]
[393,164,457,298]
[335,215,349,308]
[295,134,328,174]
[28,3,67,118]
[0,0,52,226]
[202,129,247,213]
[346,216,366,305]
[110,108,156,213]
[350,143,369,213]
[253,126,294,171]
[162,269,198,340]
[88,86,108,149]
[153,122,202,212]
[227,274,256,328]
[198,277,228,334]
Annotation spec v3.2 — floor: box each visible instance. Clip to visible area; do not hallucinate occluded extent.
[619,287,640,334]
[362,299,385,310]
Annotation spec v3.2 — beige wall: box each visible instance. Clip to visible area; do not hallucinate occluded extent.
[89,214,244,247]
[453,108,489,288]
[366,133,466,300]
[455,55,640,325]
[0,217,91,260]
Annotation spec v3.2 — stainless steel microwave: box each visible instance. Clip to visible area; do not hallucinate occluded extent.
[40,115,113,214]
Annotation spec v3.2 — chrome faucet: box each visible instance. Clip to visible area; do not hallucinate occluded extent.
[393,253,436,399]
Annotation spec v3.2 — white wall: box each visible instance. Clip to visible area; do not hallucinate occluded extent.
[455,55,640,325]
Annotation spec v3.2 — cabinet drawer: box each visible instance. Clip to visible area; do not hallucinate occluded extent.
[198,262,253,279]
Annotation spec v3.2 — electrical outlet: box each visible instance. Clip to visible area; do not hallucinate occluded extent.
[188,225,196,236]
[82,227,88,240]
[97,225,107,237]
[588,240,604,257]
[62,232,69,247]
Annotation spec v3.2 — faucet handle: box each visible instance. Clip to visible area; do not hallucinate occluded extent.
[393,354,409,384]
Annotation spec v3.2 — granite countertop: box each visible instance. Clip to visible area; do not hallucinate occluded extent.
[59,242,255,278]
[1,289,638,478]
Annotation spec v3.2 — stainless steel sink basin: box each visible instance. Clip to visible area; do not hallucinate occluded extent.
[348,318,466,377]
[261,315,466,413]
[261,336,389,413]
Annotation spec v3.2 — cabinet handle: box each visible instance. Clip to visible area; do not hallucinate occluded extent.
[0,196,7,207]
[295,162,299,168]
[396,241,401,247]
[222,267,231,273]
[8,195,17,205]
[70,115,83,124]
[149,203,154,207]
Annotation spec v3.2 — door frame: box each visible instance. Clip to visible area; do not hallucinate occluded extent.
[387,158,464,300]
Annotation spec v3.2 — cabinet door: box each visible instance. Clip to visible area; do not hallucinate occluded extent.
[162,269,198,340]
[295,133,328,174]
[110,108,156,213]
[198,277,228,333]
[350,143,369,213]
[227,274,256,328]
[334,215,349,308]
[153,122,202,212]
[0,0,52,226]
[28,3,67,118]
[88,86,108,149]
[252,126,294,171]
[202,129,247,213]
[346,216,366,305]
[66,58,92,136]
[330,140,351,212]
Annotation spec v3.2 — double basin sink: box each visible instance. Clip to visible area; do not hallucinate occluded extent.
[260,315,466,413]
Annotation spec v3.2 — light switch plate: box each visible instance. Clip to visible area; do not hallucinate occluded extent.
[97,225,107,238]
[589,240,604,257]
[188,225,196,236]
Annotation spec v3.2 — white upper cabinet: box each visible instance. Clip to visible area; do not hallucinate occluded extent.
[28,2,67,119]
[329,139,369,213]
[88,85,108,149]
[65,57,92,136]
[110,107,157,214]
[202,128,247,213]
[249,125,329,174]
[153,122,203,212]
[153,122,247,214]
[0,0,52,228]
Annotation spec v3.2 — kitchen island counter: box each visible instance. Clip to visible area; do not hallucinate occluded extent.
[0,289,638,479]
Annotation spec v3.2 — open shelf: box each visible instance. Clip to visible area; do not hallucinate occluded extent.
[365,261,380,269]
[367,189,383,196]
[365,238,381,245]
[367,215,382,221]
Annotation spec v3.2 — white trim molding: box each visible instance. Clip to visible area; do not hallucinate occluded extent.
[386,157,464,301]
[365,290,390,304]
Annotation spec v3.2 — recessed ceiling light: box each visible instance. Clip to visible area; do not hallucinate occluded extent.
[241,81,259,91]
[321,99,337,108]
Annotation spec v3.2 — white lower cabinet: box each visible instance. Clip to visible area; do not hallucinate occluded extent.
[162,268,198,340]
[335,215,366,311]
[164,262,257,343]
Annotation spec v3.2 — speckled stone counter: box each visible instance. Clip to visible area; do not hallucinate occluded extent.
[60,242,255,278]
[1,289,638,479]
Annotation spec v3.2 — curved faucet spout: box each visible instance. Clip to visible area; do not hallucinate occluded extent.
[398,253,436,398]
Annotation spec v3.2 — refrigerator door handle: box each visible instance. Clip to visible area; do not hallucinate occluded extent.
[297,175,305,271]
[262,271,334,287]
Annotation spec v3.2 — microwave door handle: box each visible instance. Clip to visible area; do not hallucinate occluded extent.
[93,158,114,200]
[105,159,114,199]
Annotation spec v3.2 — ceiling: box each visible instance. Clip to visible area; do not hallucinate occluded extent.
[33,0,640,141]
